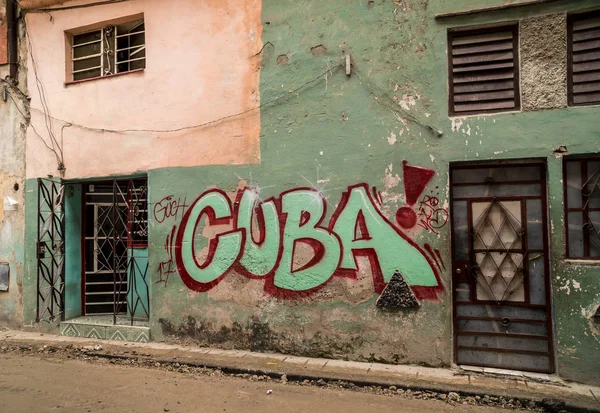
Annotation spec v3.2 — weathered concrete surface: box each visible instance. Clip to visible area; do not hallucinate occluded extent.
[142,0,600,386]
[0,353,517,413]
[15,0,600,388]
[1,331,599,411]
[147,0,452,372]
[0,12,26,327]
[520,13,568,111]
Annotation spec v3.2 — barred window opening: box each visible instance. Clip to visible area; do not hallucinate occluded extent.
[71,18,146,82]
[564,156,600,259]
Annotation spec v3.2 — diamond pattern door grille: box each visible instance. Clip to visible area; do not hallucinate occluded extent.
[472,200,526,303]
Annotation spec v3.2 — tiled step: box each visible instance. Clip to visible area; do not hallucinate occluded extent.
[59,318,150,343]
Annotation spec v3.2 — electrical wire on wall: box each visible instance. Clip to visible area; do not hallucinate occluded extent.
[1,6,65,177]
[21,61,441,138]
[1,78,59,161]
[27,65,346,136]
[11,0,443,177]
[352,66,443,137]
[24,16,65,175]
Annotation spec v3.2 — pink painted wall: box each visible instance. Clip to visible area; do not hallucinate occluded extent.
[0,5,6,65]
[25,0,262,179]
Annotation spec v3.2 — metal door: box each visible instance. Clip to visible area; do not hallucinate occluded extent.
[83,187,129,316]
[36,178,65,323]
[82,179,150,324]
[450,161,554,373]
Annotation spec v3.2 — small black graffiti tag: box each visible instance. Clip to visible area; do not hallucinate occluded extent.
[157,226,177,286]
[153,195,189,224]
[417,195,449,234]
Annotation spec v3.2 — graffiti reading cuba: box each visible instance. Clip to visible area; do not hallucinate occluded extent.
[170,165,445,300]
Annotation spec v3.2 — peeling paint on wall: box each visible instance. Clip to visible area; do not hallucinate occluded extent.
[15,0,600,385]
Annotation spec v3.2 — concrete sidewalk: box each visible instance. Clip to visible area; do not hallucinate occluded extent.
[1,330,598,411]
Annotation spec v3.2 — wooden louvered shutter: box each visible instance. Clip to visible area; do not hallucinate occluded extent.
[448,26,520,115]
[568,11,600,106]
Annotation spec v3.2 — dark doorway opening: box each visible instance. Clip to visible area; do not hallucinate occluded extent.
[82,178,149,322]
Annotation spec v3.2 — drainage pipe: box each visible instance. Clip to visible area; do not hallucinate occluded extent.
[6,0,18,79]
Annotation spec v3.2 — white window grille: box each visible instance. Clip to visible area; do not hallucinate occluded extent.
[71,19,145,82]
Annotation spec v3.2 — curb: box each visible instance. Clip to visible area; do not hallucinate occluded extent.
[1,333,599,412]
[77,349,600,413]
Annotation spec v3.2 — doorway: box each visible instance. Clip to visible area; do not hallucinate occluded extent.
[450,161,554,373]
[82,178,149,320]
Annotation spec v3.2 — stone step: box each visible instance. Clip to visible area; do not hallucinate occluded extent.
[59,320,150,343]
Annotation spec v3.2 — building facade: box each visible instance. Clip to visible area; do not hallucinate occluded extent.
[5,0,600,385]
[0,0,26,328]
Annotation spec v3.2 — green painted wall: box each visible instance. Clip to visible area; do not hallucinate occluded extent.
[23,178,39,327]
[64,184,82,320]
[0,62,26,328]
[431,0,600,385]
[146,0,600,383]
[17,0,600,385]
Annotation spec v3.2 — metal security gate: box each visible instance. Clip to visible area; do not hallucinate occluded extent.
[36,179,65,323]
[450,161,554,373]
[83,178,149,325]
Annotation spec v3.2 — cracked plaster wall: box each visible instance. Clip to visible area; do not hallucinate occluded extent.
[12,0,600,386]
[0,15,27,327]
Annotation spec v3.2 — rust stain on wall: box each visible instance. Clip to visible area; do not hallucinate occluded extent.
[0,11,7,64]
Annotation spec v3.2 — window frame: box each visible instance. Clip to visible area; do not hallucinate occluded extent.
[70,28,103,82]
[567,9,600,107]
[65,14,146,84]
[563,154,600,260]
[447,24,521,117]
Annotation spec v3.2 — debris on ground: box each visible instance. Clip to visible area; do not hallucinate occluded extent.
[0,342,559,412]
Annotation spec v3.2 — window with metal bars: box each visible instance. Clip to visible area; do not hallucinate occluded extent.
[568,10,600,106]
[448,25,520,116]
[564,155,600,259]
[70,18,146,82]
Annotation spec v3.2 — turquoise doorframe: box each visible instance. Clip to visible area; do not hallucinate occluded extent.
[128,247,149,319]
[64,184,83,320]
[62,181,150,321]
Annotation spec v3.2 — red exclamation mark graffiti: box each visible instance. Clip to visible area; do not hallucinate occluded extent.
[395,161,435,229]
